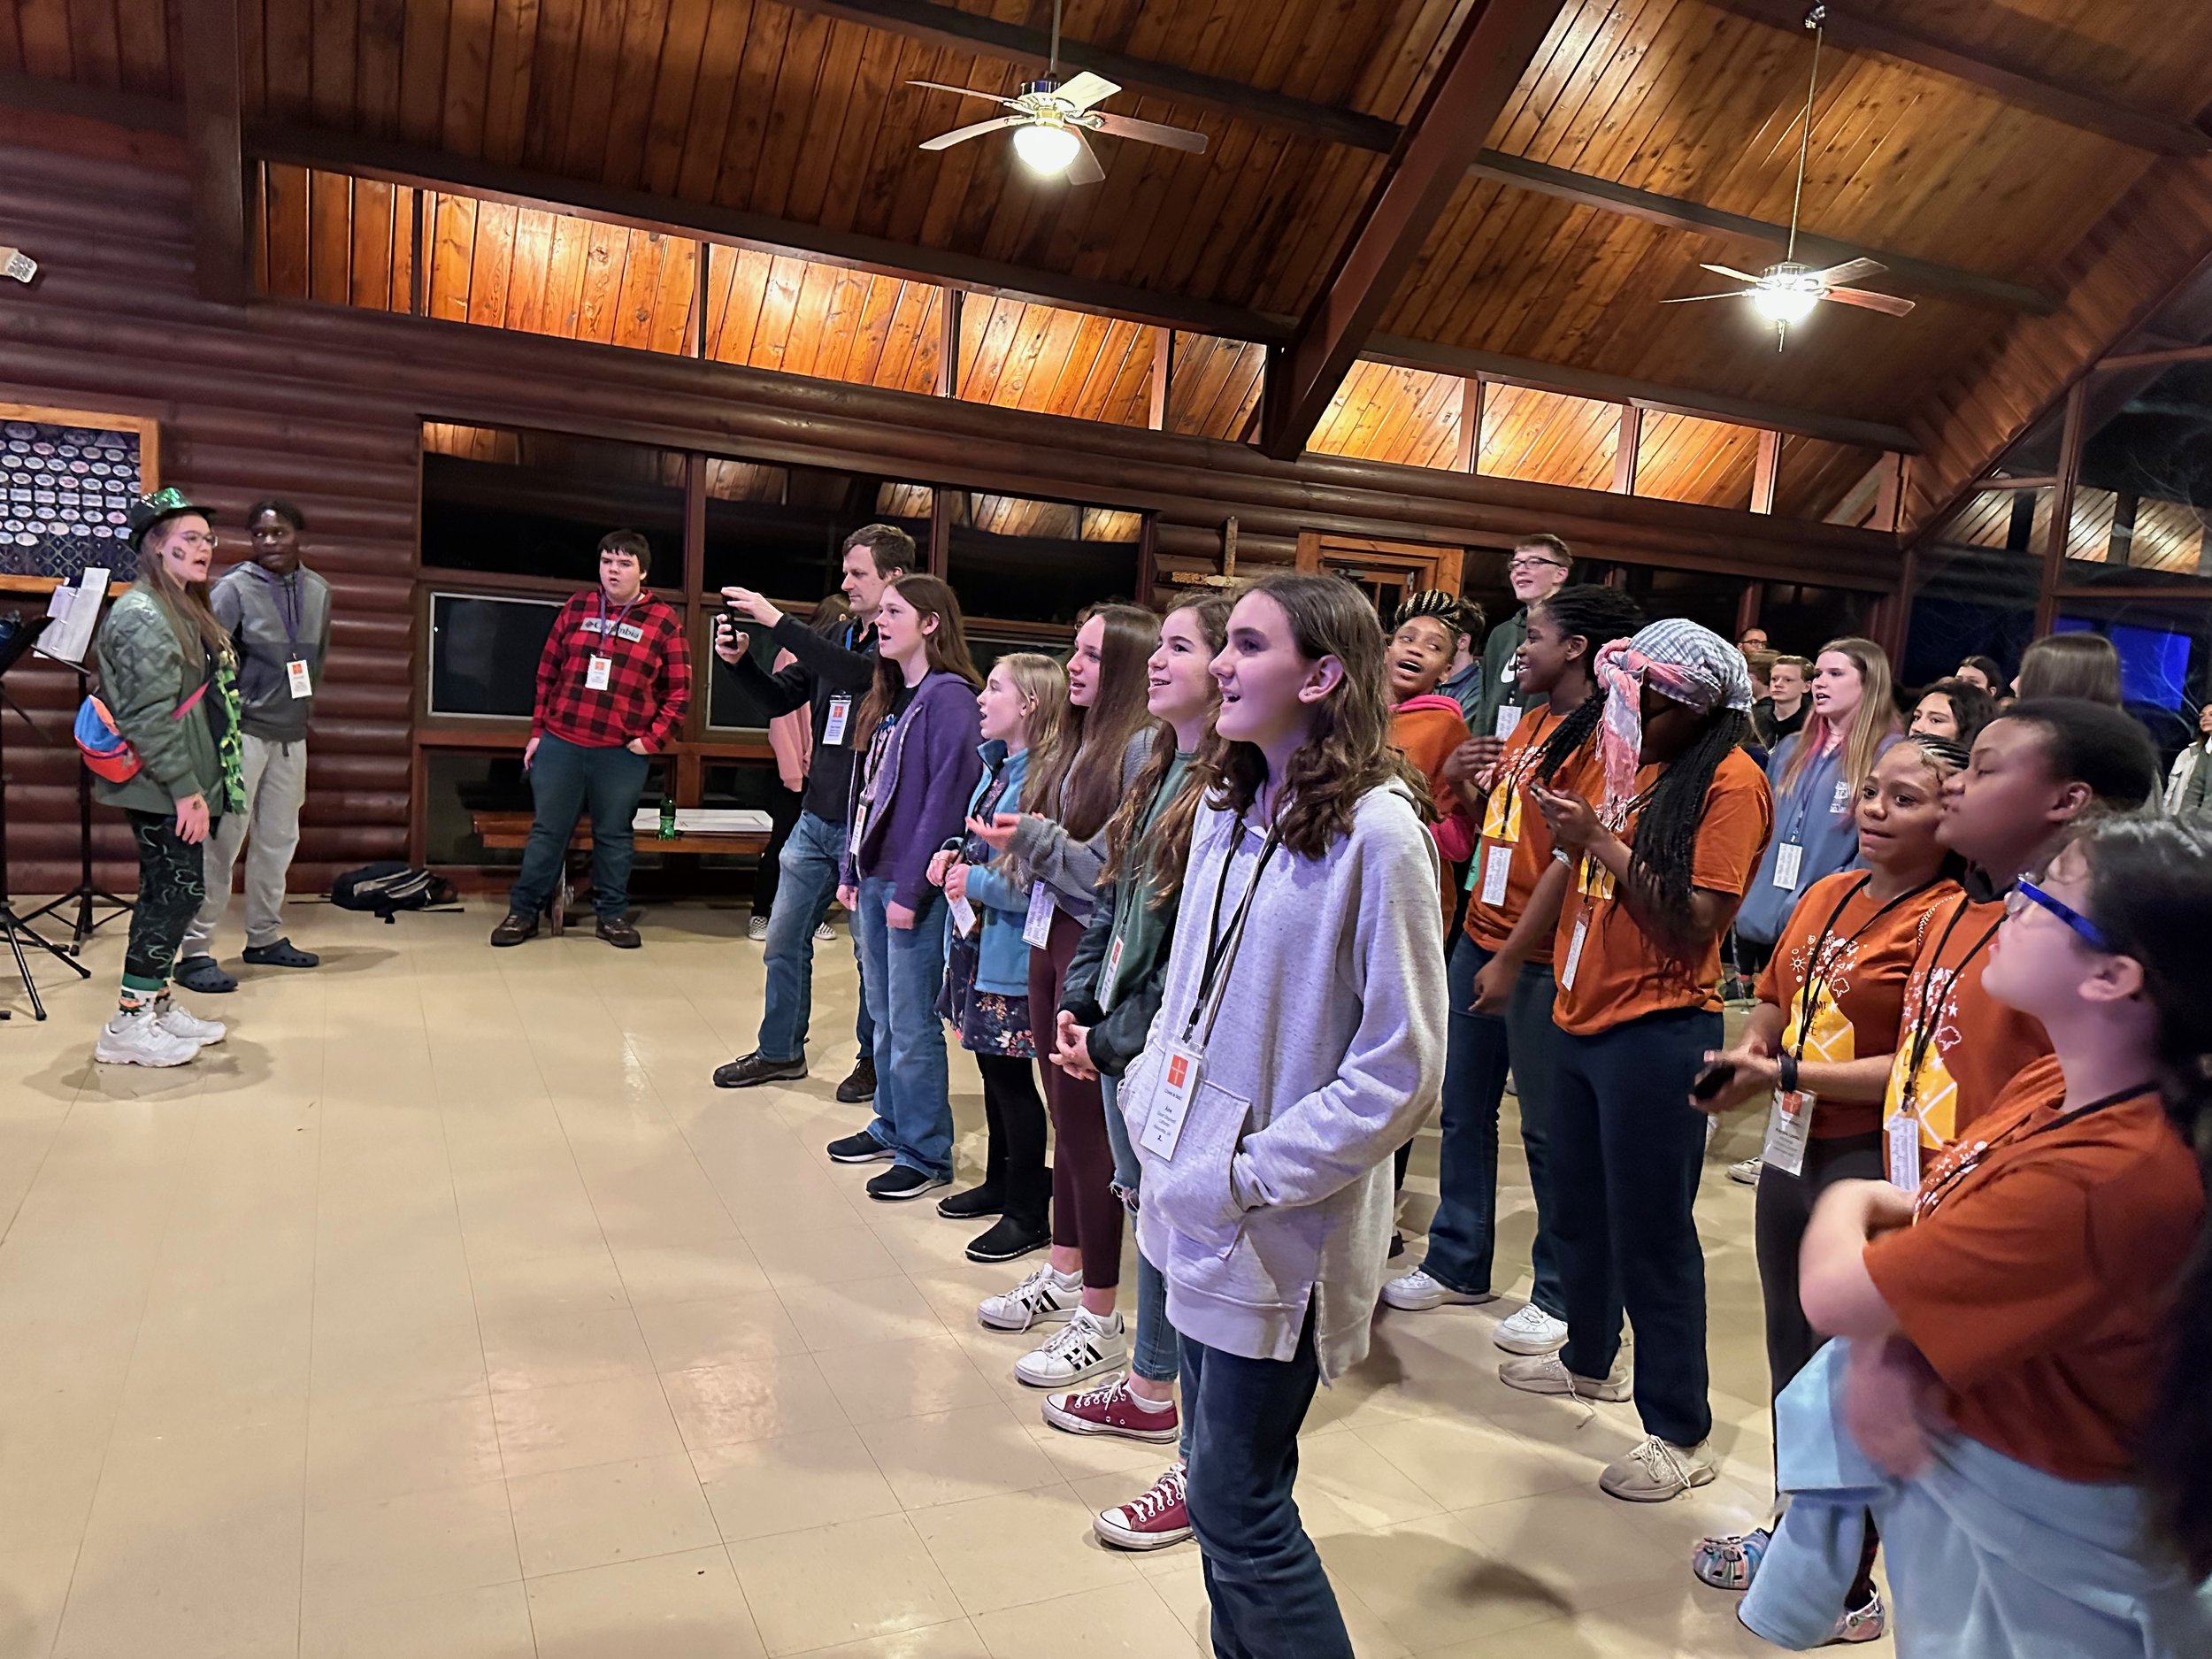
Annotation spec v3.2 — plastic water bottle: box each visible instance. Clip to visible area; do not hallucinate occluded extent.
[657,794,676,841]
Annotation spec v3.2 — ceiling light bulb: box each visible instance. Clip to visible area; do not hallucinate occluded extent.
[1012,122,1081,176]
[1750,282,1819,326]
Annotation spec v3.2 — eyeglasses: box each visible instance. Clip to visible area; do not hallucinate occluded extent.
[2005,879,2110,950]
[1507,555,1569,574]
[172,531,219,551]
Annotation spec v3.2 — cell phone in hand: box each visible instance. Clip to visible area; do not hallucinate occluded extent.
[1689,1060,1738,1102]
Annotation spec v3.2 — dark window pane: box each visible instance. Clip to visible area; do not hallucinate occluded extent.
[1759,583,1877,655]
[946,492,1142,626]
[420,425,685,587]
[427,592,561,718]
[700,461,930,602]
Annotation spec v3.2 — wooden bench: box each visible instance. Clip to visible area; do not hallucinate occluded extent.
[468,810,772,935]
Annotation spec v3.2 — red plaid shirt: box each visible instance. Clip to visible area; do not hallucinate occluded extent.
[531,588,691,750]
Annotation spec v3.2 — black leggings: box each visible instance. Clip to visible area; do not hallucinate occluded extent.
[124,809,209,990]
[976,1052,1050,1229]
[751,786,805,920]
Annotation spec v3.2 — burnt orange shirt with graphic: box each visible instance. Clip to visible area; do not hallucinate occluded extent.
[1464,704,1601,965]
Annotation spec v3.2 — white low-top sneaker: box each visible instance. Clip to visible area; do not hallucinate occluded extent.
[1492,1302,1569,1355]
[1498,1349,1632,1402]
[1379,1268,1494,1312]
[1600,1434,1716,1502]
[1014,1309,1126,1388]
[979,1265,1083,1333]
[94,1007,201,1068]
[154,997,227,1046]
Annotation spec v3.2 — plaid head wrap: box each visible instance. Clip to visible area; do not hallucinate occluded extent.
[1592,618,1754,810]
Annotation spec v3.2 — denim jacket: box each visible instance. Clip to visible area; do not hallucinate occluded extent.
[949,742,1034,998]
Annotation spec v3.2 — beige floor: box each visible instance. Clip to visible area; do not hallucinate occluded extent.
[0,901,1888,1659]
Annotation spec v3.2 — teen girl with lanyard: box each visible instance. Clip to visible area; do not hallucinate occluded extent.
[1117,572,1446,1657]
[926,653,1066,1263]
[1739,815,2212,1657]
[1886,699,2159,1187]
[1044,591,1233,1554]
[1686,735,1967,1639]
[970,604,1161,1389]
[828,576,983,1200]
[1384,584,1646,1364]
[1507,619,1774,1502]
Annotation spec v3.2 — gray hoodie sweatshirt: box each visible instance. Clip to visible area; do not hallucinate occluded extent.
[1118,785,1447,1379]
[210,562,332,744]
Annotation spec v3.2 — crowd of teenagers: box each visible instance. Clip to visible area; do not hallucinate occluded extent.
[88,501,2212,1657]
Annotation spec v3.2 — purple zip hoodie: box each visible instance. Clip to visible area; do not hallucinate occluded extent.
[842,671,984,913]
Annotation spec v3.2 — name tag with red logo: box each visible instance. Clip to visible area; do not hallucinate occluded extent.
[585,655,613,691]
[1140,1041,1204,1160]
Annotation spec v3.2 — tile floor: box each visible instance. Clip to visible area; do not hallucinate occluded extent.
[0,902,1889,1657]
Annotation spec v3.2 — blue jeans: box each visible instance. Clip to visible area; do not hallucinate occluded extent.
[1420,936,1567,1315]
[853,878,954,1180]
[510,733,649,920]
[1551,1007,1719,1448]
[754,810,874,1065]
[1181,1314,1352,1659]
[1100,1074,1179,1393]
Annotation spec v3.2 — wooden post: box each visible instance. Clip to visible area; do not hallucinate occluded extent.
[2034,380,2088,634]
[1751,428,1780,514]
[410,188,428,316]
[1148,326,1172,431]
[1455,377,1482,472]
[690,241,709,359]
[937,289,964,398]
[1735,582,1763,644]
[1612,403,1642,495]
[180,0,249,303]
[1870,452,1905,533]
[1135,511,1158,605]
[929,488,952,576]
[682,451,707,761]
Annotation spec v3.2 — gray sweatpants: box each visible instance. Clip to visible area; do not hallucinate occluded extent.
[182,733,308,956]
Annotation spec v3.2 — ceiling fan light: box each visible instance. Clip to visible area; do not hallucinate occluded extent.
[1750,283,1820,326]
[1012,122,1081,176]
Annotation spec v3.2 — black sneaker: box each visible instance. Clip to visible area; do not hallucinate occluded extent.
[867,1165,949,1202]
[1389,1232,1406,1260]
[489,912,538,947]
[173,955,237,995]
[936,1182,1004,1220]
[713,1051,808,1088]
[965,1214,1051,1263]
[826,1130,894,1164]
[242,937,318,969]
[836,1057,878,1103]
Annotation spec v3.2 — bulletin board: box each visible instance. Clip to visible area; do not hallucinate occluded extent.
[0,403,160,594]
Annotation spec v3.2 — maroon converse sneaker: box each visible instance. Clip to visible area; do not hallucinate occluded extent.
[1093,1462,1192,1551]
[1041,1376,1180,1442]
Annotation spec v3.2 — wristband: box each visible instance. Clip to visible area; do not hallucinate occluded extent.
[1778,1053,1800,1094]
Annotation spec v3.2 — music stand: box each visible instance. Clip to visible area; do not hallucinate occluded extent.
[20,642,134,952]
[0,611,94,1020]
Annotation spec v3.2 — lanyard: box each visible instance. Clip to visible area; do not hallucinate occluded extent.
[1895,899,2004,1118]
[1778,734,1843,845]
[247,565,302,649]
[593,589,640,647]
[1787,874,1942,1061]
[1184,818,1284,1045]
[1914,1084,2157,1219]
[1491,705,1562,804]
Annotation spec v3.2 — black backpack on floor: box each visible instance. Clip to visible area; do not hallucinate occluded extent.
[330,862,461,923]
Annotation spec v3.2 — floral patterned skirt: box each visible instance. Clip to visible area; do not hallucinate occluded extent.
[939,929,1036,1058]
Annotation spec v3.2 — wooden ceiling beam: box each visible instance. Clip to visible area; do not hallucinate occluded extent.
[176,0,249,303]
[1259,0,1570,462]
[1707,0,2212,157]
[2097,342,2212,373]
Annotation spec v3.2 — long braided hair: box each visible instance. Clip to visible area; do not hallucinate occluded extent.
[1527,585,1647,785]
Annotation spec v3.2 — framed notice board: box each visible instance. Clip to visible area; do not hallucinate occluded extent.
[0,403,160,593]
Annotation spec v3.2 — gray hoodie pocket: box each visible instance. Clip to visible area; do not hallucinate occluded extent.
[1145,1079,1249,1259]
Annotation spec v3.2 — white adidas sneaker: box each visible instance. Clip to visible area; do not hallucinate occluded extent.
[1014,1309,1126,1388]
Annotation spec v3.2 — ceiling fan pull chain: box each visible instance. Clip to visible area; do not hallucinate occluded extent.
[1786,10,1824,263]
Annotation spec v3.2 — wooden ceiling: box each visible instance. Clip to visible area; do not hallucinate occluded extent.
[12,0,2212,532]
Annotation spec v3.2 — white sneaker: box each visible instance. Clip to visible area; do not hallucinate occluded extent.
[1380,1267,1494,1312]
[1728,1156,1763,1186]
[1498,1349,1632,1402]
[978,1264,1083,1332]
[1493,1302,1569,1355]
[813,921,834,942]
[94,1006,201,1067]
[747,916,770,942]
[154,996,226,1046]
[1600,1434,1716,1502]
[1014,1309,1127,1388]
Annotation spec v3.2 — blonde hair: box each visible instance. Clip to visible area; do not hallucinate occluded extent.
[988,653,1069,758]
[1780,636,1899,800]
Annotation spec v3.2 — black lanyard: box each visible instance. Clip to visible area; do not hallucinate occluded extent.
[1787,875,1943,1062]
[1915,1083,2157,1218]
[1185,818,1283,1043]
[592,590,640,649]
[1896,899,2004,1114]
[247,565,302,649]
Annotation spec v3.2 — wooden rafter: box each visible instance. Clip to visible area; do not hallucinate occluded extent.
[1708,0,2212,157]
[176,0,248,303]
[1259,0,1570,461]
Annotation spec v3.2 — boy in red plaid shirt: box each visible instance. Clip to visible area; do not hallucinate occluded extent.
[491,532,690,949]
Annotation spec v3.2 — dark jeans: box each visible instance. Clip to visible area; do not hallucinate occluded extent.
[750,784,805,920]
[1181,1313,1353,1659]
[1756,1131,1885,1405]
[1552,1007,1720,1448]
[1032,910,1120,1290]
[509,733,651,920]
[755,810,874,1065]
[976,1052,1050,1229]
[124,809,210,989]
[1421,935,1567,1313]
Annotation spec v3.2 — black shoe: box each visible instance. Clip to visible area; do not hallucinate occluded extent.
[936,1182,1004,1221]
[867,1165,949,1202]
[713,1051,808,1088]
[1389,1231,1406,1260]
[242,937,319,969]
[965,1214,1051,1263]
[490,912,538,947]
[595,914,641,949]
[835,1057,878,1104]
[826,1130,894,1164]
[173,955,237,994]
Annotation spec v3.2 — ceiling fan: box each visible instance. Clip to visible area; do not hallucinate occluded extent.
[909,0,1208,185]
[1663,4,1915,347]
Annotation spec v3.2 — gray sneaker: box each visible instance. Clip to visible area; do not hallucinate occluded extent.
[1497,1350,1631,1402]
[1599,1434,1715,1502]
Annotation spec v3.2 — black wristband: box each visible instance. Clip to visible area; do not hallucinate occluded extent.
[1778,1053,1800,1094]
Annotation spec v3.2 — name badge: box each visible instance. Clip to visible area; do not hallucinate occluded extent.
[1762,1089,1814,1178]
[585,655,613,691]
[1494,703,1523,741]
[823,694,852,747]
[285,657,313,699]
[1139,1042,1204,1159]
[1832,779,1852,815]
[1561,917,1588,990]
[1886,1113,1921,1191]
[1479,844,1513,906]
[1022,884,1055,949]
[1773,841,1803,891]
[1104,935,1125,994]
[949,893,978,936]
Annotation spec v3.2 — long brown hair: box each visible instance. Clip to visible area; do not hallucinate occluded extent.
[853,573,979,746]
[1102,591,1233,907]
[1023,603,1160,840]
[134,518,233,664]
[2015,630,2123,706]
[1779,636,1899,800]
[1202,573,1421,861]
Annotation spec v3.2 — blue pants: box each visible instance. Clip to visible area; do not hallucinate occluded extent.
[1421,935,1567,1314]
[1551,1007,1719,1449]
[853,878,954,1181]
[1181,1314,1352,1659]
[510,733,649,920]
[754,810,874,1065]
[1100,1074,1180,1394]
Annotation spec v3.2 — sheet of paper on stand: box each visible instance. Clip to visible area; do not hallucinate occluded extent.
[33,566,107,665]
[628,807,775,833]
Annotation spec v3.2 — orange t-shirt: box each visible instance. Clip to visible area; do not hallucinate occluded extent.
[1551,745,1774,1037]
[1392,696,1471,924]
[1882,888,2055,1176]
[1754,871,1960,1141]
[1464,703,1598,966]
[1865,1056,2203,1482]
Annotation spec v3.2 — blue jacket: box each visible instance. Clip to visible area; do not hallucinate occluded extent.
[954,742,1035,998]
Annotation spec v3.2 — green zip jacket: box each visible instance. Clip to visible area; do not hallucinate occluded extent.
[93,588,237,818]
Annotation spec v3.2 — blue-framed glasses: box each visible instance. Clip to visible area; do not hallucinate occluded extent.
[2006,879,2111,950]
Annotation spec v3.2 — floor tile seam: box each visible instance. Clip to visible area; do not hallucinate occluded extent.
[1345,1415,1593,1509]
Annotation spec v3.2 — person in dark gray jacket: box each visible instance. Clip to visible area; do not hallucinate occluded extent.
[176,500,330,992]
